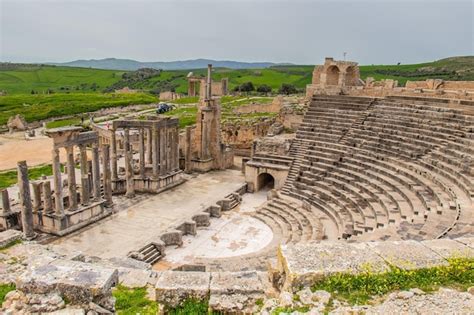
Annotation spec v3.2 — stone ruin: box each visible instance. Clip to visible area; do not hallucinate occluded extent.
[1,127,113,237]
[187,70,229,98]
[184,64,234,172]
[7,114,28,133]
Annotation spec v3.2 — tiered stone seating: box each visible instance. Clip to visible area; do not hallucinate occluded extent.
[282,95,474,241]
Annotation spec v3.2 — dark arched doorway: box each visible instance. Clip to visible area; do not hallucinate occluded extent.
[345,66,358,86]
[326,65,340,86]
[257,173,275,191]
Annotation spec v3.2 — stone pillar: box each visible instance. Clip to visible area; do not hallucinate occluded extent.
[111,129,118,180]
[42,181,53,213]
[146,128,153,165]
[52,149,64,215]
[201,112,211,160]
[79,145,90,205]
[185,126,192,173]
[101,144,113,206]
[124,128,135,198]
[31,182,42,213]
[206,64,212,99]
[66,146,78,211]
[152,126,159,178]
[17,161,35,239]
[139,128,145,178]
[91,144,101,201]
[1,189,11,213]
[159,127,167,175]
[174,126,180,171]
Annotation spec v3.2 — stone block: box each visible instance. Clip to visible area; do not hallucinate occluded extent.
[160,230,183,246]
[209,271,266,295]
[192,212,210,227]
[422,239,474,259]
[278,241,389,291]
[455,237,474,249]
[0,229,22,248]
[209,271,267,314]
[16,259,118,306]
[155,271,210,308]
[366,240,448,270]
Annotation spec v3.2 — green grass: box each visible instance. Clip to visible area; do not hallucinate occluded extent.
[0,92,157,125]
[311,257,474,306]
[113,285,158,315]
[0,284,15,305]
[0,64,124,94]
[166,298,212,315]
[0,239,22,251]
[46,118,82,129]
[168,96,199,104]
[0,164,60,189]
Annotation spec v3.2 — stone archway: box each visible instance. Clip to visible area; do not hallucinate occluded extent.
[345,66,358,86]
[326,65,340,86]
[257,173,275,191]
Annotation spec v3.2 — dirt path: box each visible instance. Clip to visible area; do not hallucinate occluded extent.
[0,132,66,171]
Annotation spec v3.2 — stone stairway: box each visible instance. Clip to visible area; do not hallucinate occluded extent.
[338,98,377,145]
[281,139,310,195]
[130,242,164,265]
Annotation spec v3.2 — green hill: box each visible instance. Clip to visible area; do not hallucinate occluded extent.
[0,63,124,94]
[1,57,472,95]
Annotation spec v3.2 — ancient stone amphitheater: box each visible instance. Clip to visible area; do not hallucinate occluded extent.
[258,94,473,243]
[1,62,473,314]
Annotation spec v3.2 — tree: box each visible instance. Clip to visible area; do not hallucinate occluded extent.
[257,84,272,95]
[279,83,297,95]
[239,81,255,93]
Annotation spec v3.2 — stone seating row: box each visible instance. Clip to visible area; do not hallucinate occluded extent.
[283,95,473,241]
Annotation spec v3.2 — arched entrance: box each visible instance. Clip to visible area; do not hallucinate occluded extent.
[326,65,340,86]
[257,173,275,191]
[345,66,358,86]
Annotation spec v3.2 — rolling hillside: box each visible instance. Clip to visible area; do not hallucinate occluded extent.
[2,57,472,96]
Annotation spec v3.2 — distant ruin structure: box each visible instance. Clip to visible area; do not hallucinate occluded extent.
[185,64,233,172]
[187,71,229,97]
[306,57,363,96]
[7,114,28,133]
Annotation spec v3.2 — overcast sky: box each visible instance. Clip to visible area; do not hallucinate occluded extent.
[0,0,472,65]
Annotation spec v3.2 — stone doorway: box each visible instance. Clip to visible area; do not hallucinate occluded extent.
[257,173,275,191]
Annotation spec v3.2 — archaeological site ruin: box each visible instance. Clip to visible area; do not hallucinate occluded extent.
[0,58,473,314]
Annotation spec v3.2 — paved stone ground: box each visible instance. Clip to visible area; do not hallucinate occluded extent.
[154,190,273,270]
[51,169,246,259]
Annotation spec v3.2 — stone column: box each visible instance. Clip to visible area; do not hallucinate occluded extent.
[42,181,53,213]
[101,144,113,206]
[31,182,42,213]
[66,146,78,211]
[201,112,211,160]
[79,145,90,205]
[146,128,153,165]
[124,129,135,198]
[152,126,159,178]
[17,161,35,239]
[139,128,145,178]
[174,126,179,171]
[185,126,192,173]
[52,149,64,215]
[159,127,167,175]
[110,129,118,180]
[1,189,11,213]
[91,144,101,201]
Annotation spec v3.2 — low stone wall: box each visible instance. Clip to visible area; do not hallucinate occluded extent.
[277,238,474,291]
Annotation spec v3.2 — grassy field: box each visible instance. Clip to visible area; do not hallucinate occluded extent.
[0,64,124,94]
[0,93,157,125]
[0,164,62,189]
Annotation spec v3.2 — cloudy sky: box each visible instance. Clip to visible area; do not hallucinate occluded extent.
[0,0,472,65]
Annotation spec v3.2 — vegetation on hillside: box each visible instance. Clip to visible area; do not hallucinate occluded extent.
[0,163,65,189]
[0,93,156,125]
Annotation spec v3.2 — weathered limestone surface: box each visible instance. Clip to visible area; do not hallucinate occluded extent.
[155,271,210,308]
[16,259,118,306]
[421,239,474,259]
[366,240,448,269]
[17,161,36,239]
[279,241,389,290]
[0,229,22,248]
